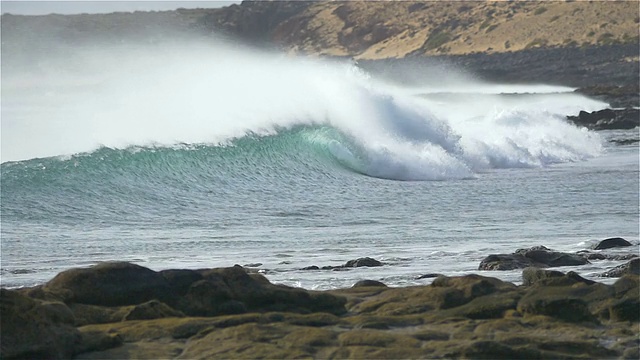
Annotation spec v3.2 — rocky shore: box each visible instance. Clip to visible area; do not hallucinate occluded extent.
[2,238,638,359]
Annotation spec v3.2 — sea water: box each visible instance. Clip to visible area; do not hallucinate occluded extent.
[1,40,638,290]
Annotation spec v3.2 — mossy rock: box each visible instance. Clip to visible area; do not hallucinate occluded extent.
[123,300,185,321]
[43,262,174,307]
[518,295,597,323]
[608,292,640,322]
[0,289,82,359]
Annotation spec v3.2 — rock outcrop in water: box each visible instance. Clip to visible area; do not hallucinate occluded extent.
[478,245,590,271]
[567,108,640,131]
[2,262,639,359]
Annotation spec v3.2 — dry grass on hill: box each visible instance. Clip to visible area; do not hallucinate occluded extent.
[275,0,639,59]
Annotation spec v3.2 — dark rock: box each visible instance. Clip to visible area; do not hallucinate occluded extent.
[301,257,383,271]
[416,273,443,279]
[479,253,540,270]
[523,269,595,287]
[301,265,320,270]
[567,108,640,130]
[578,251,639,261]
[43,261,174,307]
[179,279,237,317]
[480,246,589,271]
[524,249,590,267]
[593,237,633,250]
[344,257,383,268]
[522,267,565,286]
[517,295,597,323]
[180,266,347,316]
[613,274,640,297]
[0,288,82,359]
[601,258,640,278]
[432,274,517,303]
[608,293,640,322]
[76,331,123,355]
[460,340,541,359]
[159,269,203,297]
[122,300,184,321]
[352,280,387,288]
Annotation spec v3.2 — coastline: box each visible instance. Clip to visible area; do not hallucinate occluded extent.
[2,252,638,359]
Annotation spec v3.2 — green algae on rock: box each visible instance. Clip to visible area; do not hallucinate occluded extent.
[2,262,639,359]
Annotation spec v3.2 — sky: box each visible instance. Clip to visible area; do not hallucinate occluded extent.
[0,1,240,15]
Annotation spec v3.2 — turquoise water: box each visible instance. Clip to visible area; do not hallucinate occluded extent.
[1,41,638,289]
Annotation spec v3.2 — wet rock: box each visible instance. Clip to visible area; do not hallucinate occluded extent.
[43,262,174,307]
[593,237,633,250]
[577,251,638,261]
[567,108,640,130]
[516,246,589,267]
[601,258,640,278]
[480,246,589,270]
[352,280,387,288]
[0,288,82,359]
[301,257,383,271]
[301,265,320,270]
[478,253,539,270]
[344,257,383,267]
[416,273,443,279]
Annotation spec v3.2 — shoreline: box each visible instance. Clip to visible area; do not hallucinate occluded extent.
[2,252,639,359]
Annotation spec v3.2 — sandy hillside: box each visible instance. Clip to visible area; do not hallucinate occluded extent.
[269,0,639,59]
[2,0,638,61]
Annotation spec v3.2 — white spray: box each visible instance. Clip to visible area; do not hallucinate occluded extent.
[1,38,606,180]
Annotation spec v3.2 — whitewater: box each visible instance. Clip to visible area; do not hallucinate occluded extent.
[1,39,638,289]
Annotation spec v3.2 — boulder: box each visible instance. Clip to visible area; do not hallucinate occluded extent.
[352,280,387,288]
[177,265,347,316]
[517,295,596,323]
[479,253,539,270]
[522,268,595,287]
[0,289,82,359]
[416,273,443,279]
[300,257,383,271]
[567,108,640,130]
[577,251,638,261]
[344,257,383,267]
[479,246,589,270]
[159,269,203,296]
[43,262,174,307]
[601,258,640,278]
[593,237,633,250]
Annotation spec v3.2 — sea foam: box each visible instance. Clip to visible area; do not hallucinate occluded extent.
[2,38,607,180]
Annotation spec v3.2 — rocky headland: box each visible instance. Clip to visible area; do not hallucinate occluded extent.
[2,238,639,359]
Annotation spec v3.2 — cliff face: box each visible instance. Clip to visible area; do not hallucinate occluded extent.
[2,0,638,59]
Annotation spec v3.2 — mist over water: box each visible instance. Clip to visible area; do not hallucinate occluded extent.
[2,38,607,180]
[2,36,638,289]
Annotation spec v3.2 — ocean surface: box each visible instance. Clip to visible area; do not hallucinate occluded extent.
[1,41,639,290]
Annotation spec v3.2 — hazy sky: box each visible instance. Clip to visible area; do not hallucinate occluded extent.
[1,1,240,15]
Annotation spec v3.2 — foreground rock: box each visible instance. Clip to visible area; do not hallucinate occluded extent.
[2,262,639,359]
[479,245,589,270]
